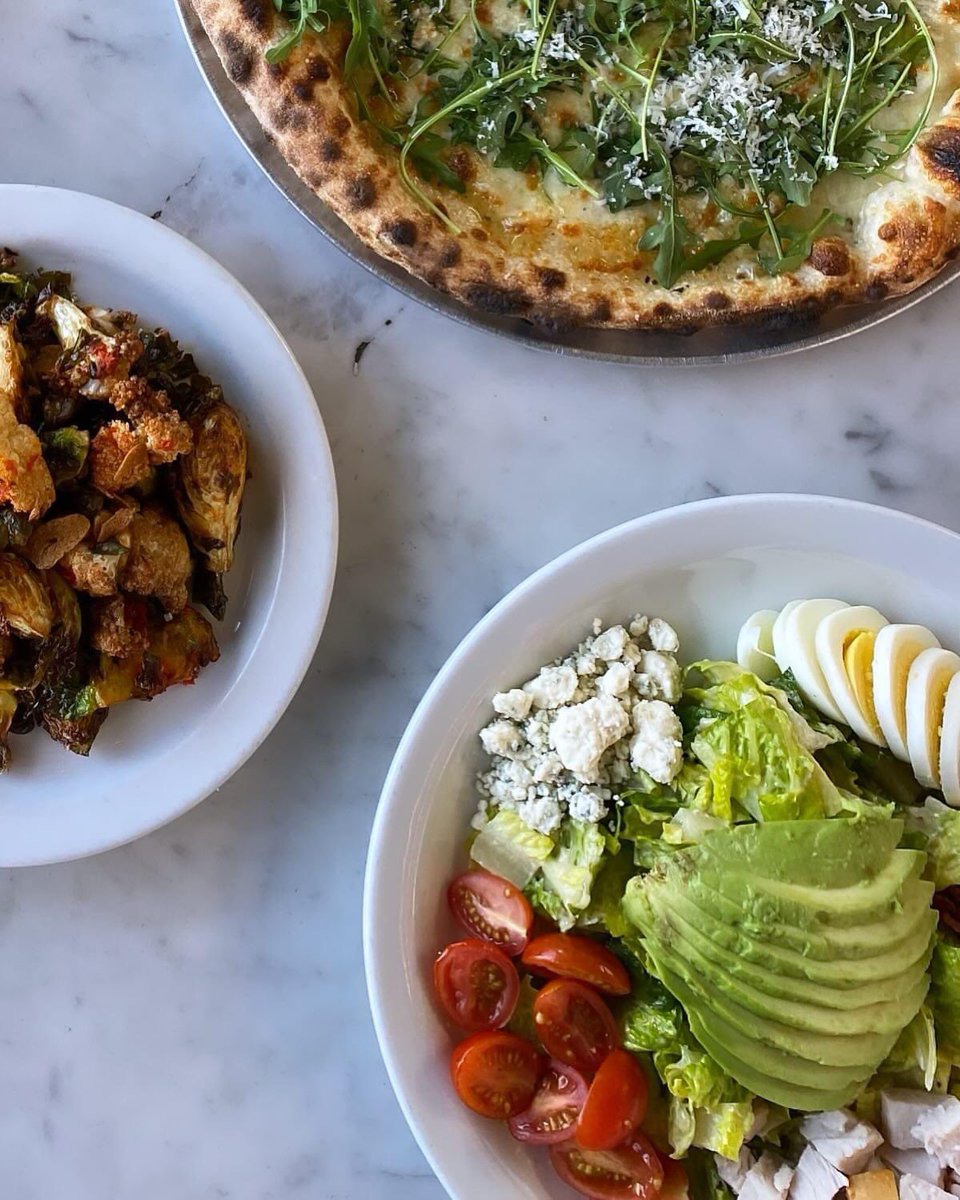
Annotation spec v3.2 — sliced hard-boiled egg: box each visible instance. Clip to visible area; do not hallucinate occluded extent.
[815,606,889,744]
[771,601,803,668]
[906,647,960,788]
[939,674,960,807]
[873,624,941,762]
[779,599,850,725]
[737,610,779,681]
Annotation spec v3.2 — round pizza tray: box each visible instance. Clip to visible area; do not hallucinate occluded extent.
[177,0,960,366]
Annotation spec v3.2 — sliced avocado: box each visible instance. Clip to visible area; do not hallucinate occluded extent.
[658,953,871,1102]
[644,887,933,1010]
[626,873,935,979]
[647,939,927,1054]
[693,848,926,926]
[690,817,904,888]
[642,902,928,1033]
[653,871,935,962]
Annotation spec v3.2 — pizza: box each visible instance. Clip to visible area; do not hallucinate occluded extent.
[191,0,960,330]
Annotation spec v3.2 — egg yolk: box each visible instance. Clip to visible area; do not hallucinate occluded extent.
[844,630,882,739]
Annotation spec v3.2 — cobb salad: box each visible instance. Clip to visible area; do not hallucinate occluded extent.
[432,604,960,1200]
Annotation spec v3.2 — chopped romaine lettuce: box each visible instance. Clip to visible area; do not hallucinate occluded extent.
[470,809,553,887]
[908,798,960,889]
[582,847,636,937]
[670,1095,756,1160]
[684,665,842,822]
[880,1004,939,1090]
[932,937,960,1057]
[541,819,606,913]
[622,974,688,1054]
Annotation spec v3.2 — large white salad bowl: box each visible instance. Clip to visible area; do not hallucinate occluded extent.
[364,494,960,1200]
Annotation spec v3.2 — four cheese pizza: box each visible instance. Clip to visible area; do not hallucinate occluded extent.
[193,0,960,328]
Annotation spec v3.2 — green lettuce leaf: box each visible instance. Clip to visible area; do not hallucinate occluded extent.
[908,798,960,889]
[524,819,607,930]
[880,1005,938,1090]
[582,847,636,937]
[670,1096,756,1160]
[621,974,688,1054]
[684,663,842,822]
[685,1148,734,1200]
[471,809,554,887]
[931,937,960,1057]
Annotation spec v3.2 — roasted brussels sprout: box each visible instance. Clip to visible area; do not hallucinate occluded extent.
[44,569,82,647]
[94,605,219,707]
[0,552,53,639]
[174,398,247,583]
[0,691,17,770]
[37,294,143,400]
[39,682,107,757]
[41,426,90,485]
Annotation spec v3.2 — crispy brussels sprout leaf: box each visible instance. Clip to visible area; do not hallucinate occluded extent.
[0,690,16,770]
[37,294,96,350]
[42,427,90,485]
[174,399,247,578]
[44,569,82,646]
[0,506,32,549]
[0,552,54,639]
[193,565,227,622]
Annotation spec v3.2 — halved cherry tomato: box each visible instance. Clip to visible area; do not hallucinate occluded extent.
[508,1060,588,1144]
[576,1049,649,1150]
[659,1156,689,1200]
[434,940,519,1032]
[450,1030,542,1119]
[551,1133,665,1200]
[434,936,518,1032]
[522,934,631,996]
[448,869,533,955]
[533,979,620,1075]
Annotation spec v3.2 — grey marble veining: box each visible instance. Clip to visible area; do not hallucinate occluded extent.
[2,1,960,1197]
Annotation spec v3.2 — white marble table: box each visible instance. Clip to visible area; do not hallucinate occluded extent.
[1,3,959,1196]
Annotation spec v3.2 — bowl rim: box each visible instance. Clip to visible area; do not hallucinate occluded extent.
[363,492,960,1197]
[0,184,339,866]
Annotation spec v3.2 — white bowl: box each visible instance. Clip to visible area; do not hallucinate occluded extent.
[364,494,960,1200]
[0,186,338,866]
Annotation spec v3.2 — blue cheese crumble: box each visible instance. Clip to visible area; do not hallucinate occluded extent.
[475,616,684,834]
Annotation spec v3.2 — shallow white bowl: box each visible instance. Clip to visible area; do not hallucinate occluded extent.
[364,494,960,1200]
[0,185,338,866]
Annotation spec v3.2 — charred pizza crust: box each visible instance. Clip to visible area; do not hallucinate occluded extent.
[192,0,960,330]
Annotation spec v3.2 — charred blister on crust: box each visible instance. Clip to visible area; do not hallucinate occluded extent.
[449,150,477,186]
[307,55,331,82]
[219,31,254,84]
[238,0,270,30]
[320,137,343,163]
[917,120,960,200]
[536,267,567,292]
[293,81,315,102]
[267,62,286,80]
[529,304,579,333]
[589,298,612,323]
[439,244,462,269]
[384,219,418,247]
[703,291,730,310]
[809,237,852,277]
[652,302,675,319]
[332,113,350,137]
[463,282,530,315]
[348,174,377,209]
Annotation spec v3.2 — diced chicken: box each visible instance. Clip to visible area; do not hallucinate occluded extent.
[947,1176,960,1200]
[847,1169,898,1200]
[789,1145,847,1200]
[801,1110,884,1175]
[717,1147,756,1194]
[882,1093,960,1172]
[913,1102,960,1172]
[899,1174,958,1200]
[880,1146,945,1186]
[743,1153,795,1200]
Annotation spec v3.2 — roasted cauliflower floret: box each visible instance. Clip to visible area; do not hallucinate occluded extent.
[38,294,143,400]
[89,421,152,494]
[59,539,128,597]
[119,507,191,613]
[89,595,150,659]
[88,380,192,496]
[0,324,56,519]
